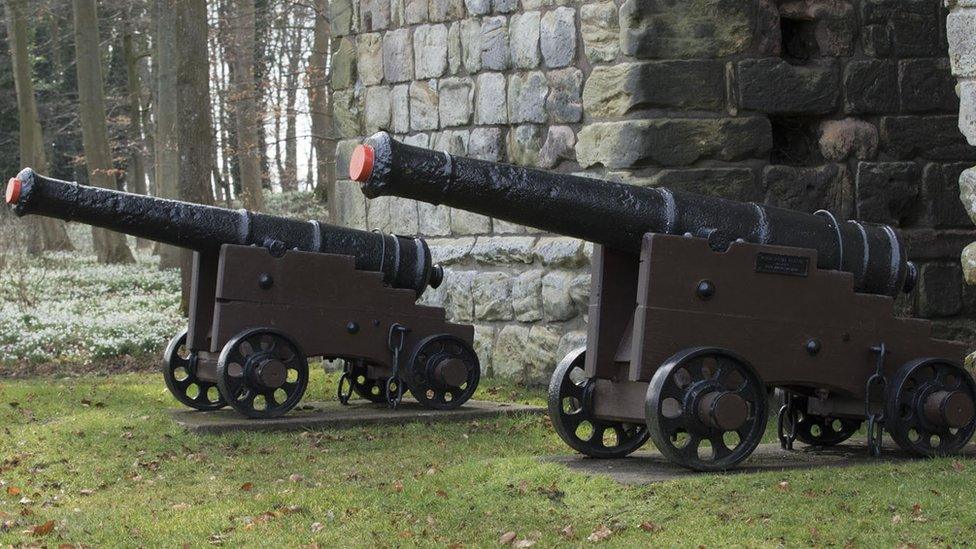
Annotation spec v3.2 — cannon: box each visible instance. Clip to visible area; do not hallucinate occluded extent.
[5,168,480,418]
[351,131,975,470]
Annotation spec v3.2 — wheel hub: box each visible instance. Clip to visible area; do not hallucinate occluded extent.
[698,391,748,431]
[252,355,287,389]
[430,356,468,388]
[923,390,975,429]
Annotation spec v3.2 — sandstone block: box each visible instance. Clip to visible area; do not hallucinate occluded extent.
[357,33,384,86]
[569,274,591,312]
[855,162,920,226]
[533,236,586,268]
[538,125,576,169]
[736,58,839,114]
[580,1,619,62]
[843,59,898,114]
[331,0,356,36]
[542,271,577,321]
[429,0,463,22]
[405,0,428,24]
[546,68,582,123]
[960,167,976,225]
[525,325,562,385]
[383,29,414,83]
[473,325,496,375]
[861,0,941,58]
[360,0,390,31]
[333,89,361,138]
[331,38,357,90]
[461,18,483,72]
[653,168,761,202]
[507,124,543,166]
[414,24,449,79]
[508,71,548,124]
[471,236,536,264]
[464,0,490,15]
[409,80,439,131]
[334,179,368,230]
[763,164,853,218]
[492,325,530,381]
[510,12,541,69]
[475,72,507,124]
[512,269,544,322]
[948,10,976,77]
[916,163,975,228]
[481,16,511,70]
[473,272,514,321]
[418,203,452,236]
[364,86,392,133]
[899,58,959,113]
[584,61,725,117]
[391,84,410,133]
[818,119,879,161]
[427,237,475,264]
[469,127,503,161]
[444,270,476,321]
[917,262,963,318]
[540,7,576,68]
[447,22,462,74]
[450,210,492,234]
[880,116,976,161]
[439,77,474,128]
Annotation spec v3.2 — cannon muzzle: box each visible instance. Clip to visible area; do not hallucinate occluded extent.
[352,131,914,297]
[6,168,440,296]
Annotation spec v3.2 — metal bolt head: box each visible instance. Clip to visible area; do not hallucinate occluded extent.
[805,339,821,356]
[346,321,360,334]
[258,273,274,289]
[696,280,716,300]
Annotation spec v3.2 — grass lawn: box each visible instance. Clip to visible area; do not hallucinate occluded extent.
[1,370,975,547]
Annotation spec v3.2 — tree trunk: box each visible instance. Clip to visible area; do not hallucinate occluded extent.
[283,23,301,192]
[230,0,265,211]
[309,0,336,219]
[72,0,134,264]
[154,0,182,269]
[123,28,151,249]
[4,0,73,253]
[176,0,216,313]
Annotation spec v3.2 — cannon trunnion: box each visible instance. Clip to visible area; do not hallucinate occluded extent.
[6,170,479,418]
[352,133,976,470]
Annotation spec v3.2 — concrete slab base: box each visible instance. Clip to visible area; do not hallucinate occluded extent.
[171,398,544,434]
[545,441,976,484]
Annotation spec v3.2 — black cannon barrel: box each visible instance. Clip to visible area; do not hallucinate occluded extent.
[5,168,441,296]
[351,131,914,297]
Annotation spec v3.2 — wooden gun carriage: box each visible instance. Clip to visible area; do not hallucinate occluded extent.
[5,169,480,418]
[351,131,975,471]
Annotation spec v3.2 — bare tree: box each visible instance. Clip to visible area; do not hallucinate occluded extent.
[123,17,151,249]
[228,0,265,211]
[153,0,181,268]
[308,0,336,218]
[4,0,73,253]
[283,15,302,192]
[72,0,134,264]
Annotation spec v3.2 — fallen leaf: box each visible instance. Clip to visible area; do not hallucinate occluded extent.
[79,489,94,496]
[587,524,612,542]
[499,531,517,545]
[32,520,55,536]
[776,481,790,492]
[172,503,191,511]
[241,482,254,491]
[952,461,965,472]
[892,514,902,524]
[911,503,922,516]
[435,489,449,499]
[311,522,324,533]
[560,525,574,538]
[639,521,661,533]
[514,540,536,548]
[392,480,404,493]
[517,480,528,494]
[289,474,304,483]
[6,486,20,497]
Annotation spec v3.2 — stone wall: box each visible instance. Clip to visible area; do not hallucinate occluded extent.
[329,0,976,383]
[948,2,976,308]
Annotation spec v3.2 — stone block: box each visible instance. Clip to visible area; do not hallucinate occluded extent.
[470,236,536,264]
[534,237,587,268]
[334,180,368,230]
[333,89,361,138]
[620,0,779,59]
[444,270,476,321]
[916,163,975,228]
[855,162,920,226]
[542,271,577,321]
[963,242,976,286]
[525,325,562,385]
[331,0,356,36]
[418,203,452,236]
[507,124,543,166]
[960,167,976,225]
[460,18,482,72]
[555,331,587,367]
[357,33,384,86]
[843,59,898,114]
[546,68,582,124]
[492,325,530,381]
[510,12,541,69]
[405,0,428,24]
[493,220,530,234]
[508,71,548,124]
[512,269,544,322]
[580,1,619,62]
[654,168,761,202]
[439,77,474,128]
[538,125,576,169]
[366,196,393,231]
[409,80,439,131]
[450,209,492,234]
[464,0,490,15]
[584,61,725,117]
[818,119,879,162]
[778,0,857,57]
[431,129,469,155]
[899,58,959,114]
[880,116,976,161]
[383,29,414,83]
[414,24,449,79]
[334,139,360,183]
[960,80,976,146]
[402,133,430,147]
[469,127,503,161]
[541,7,576,68]
[861,0,942,58]
[763,164,852,217]
[473,325,495,375]
[331,38,357,90]
[916,262,963,318]
[481,16,511,70]
[576,118,772,169]
[389,197,420,234]
[948,10,976,77]
[473,272,514,321]
[429,0,463,22]
[360,0,390,32]
[427,237,475,264]
[364,86,392,133]
[391,84,410,133]
[447,22,462,74]
[492,0,518,14]
[475,72,507,124]
[391,0,404,25]
[736,59,839,115]
[569,274,591,312]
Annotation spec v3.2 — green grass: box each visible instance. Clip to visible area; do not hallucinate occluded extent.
[1,371,975,547]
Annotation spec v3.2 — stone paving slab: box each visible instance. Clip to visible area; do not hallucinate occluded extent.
[171,399,544,434]
[545,441,976,485]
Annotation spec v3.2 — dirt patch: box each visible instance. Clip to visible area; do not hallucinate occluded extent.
[0,354,160,379]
